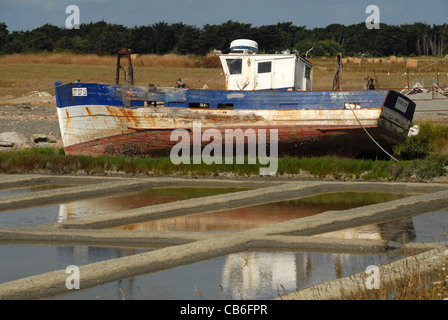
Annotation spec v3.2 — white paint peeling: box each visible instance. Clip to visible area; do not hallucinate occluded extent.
[58,104,385,148]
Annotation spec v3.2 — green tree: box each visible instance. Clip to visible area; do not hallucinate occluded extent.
[131,25,155,54]
[172,23,202,55]
[0,21,446,57]
[256,23,300,53]
[294,40,316,56]
[295,39,343,57]
[151,21,175,54]
[0,22,8,53]
[54,35,87,53]
[201,20,255,53]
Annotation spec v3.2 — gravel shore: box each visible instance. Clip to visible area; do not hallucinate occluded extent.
[0,105,61,150]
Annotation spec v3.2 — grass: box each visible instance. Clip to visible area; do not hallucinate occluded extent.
[394,123,448,159]
[0,52,224,100]
[0,63,225,100]
[0,51,221,68]
[0,123,446,180]
[0,145,446,181]
[340,251,448,300]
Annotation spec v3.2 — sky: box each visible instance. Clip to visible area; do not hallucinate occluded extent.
[0,0,447,32]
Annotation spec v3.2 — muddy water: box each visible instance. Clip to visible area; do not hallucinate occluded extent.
[317,207,448,243]
[0,184,77,198]
[114,192,409,232]
[0,189,406,229]
[0,187,248,228]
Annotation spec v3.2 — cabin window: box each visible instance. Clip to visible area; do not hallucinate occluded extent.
[145,101,162,107]
[226,59,242,75]
[189,102,209,108]
[305,66,312,80]
[258,61,272,74]
[217,103,234,109]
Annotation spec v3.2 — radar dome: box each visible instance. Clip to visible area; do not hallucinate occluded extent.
[230,39,258,53]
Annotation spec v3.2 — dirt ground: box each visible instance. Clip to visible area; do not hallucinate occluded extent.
[0,103,61,150]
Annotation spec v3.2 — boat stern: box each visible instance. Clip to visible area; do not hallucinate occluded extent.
[378,90,416,143]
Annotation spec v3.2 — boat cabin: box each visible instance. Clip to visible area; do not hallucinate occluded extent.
[215,39,313,91]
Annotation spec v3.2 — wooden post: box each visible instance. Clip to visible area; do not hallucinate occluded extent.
[127,55,134,85]
[116,48,134,85]
[116,54,121,85]
[406,67,410,89]
[437,66,439,87]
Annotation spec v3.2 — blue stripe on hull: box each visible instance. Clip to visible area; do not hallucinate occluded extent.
[56,82,390,111]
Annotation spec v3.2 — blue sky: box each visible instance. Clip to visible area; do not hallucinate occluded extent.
[1,0,447,31]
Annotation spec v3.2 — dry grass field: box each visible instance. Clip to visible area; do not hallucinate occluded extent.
[0,52,447,106]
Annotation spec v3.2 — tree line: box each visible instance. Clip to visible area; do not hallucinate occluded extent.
[0,20,447,58]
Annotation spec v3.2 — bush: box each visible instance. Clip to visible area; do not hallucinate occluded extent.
[402,160,446,179]
[394,123,448,160]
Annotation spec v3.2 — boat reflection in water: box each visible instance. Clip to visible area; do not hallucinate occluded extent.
[56,187,248,222]
[57,191,412,241]
[219,250,402,300]
[219,207,448,300]
[112,192,408,232]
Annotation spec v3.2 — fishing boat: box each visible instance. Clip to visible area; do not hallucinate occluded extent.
[55,40,416,159]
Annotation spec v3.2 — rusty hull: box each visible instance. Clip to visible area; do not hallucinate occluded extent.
[58,104,404,158]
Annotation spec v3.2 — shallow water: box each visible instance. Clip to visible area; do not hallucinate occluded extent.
[317,208,448,243]
[0,184,77,198]
[0,187,248,228]
[114,192,409,232]
[46,250,403,300]
[0,186,446,300]
[1,208,444,290]
[0,244,149,284]
[0,189,406,229]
